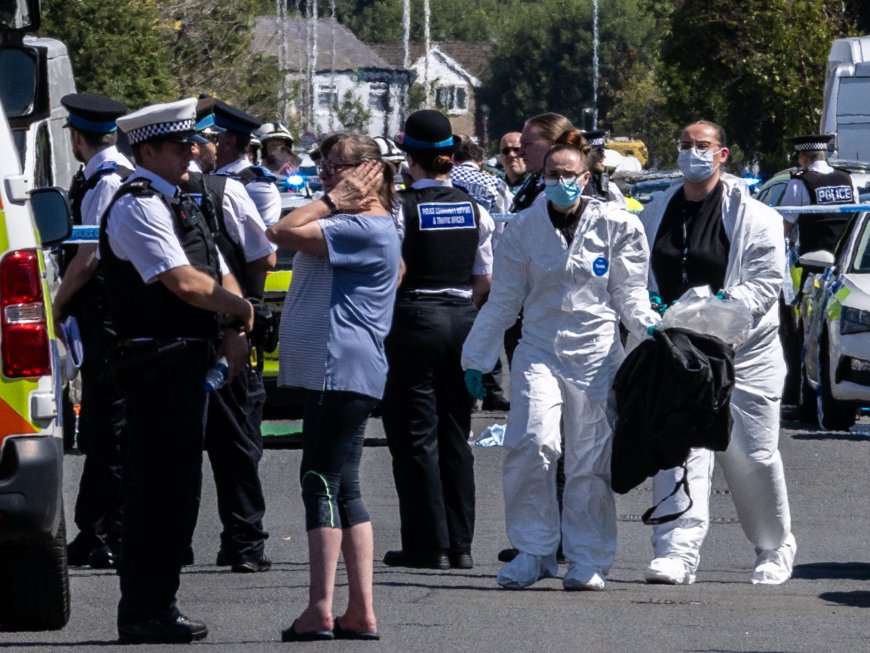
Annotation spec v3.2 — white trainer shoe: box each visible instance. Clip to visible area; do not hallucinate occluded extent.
[751,533,797,585]
[644,557,696,585]
[496,552,558,589]
[563,565,606,591]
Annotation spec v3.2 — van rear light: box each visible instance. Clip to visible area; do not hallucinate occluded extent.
[1,250,51,377]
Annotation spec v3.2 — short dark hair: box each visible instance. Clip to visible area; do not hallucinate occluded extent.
[686,120,727,147]
[71,126,116,149]
[453,140,485,164]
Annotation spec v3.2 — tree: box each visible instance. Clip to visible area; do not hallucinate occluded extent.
[658,0,856,174]
[333,90,372,132]
[39,0,176,107]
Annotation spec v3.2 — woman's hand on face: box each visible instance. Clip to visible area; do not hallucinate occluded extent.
[328,160,383,212]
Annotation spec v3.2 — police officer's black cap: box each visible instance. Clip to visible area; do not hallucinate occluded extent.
[792,134,834,153]
[60,92,128,134]
[212,100,261,136]
[583,130,607,149]
[396,109,460,154]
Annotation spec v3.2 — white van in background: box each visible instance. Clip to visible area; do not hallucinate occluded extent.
[0,2,77,189]
[821,36,870,162]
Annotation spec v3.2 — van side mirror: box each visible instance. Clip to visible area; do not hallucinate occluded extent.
[798,249,836,272]
[30,186,72,247]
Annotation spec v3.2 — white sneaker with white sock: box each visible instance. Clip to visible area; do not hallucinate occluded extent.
[644,557,696,585]
[751,533,796,585]
[563,565,606,591]
[496,552,558,589]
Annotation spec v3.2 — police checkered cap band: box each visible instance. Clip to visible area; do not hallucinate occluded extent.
[586,135,606,148]
[126,119,197,145]
[794,140,828,152]
[117,98,198,145]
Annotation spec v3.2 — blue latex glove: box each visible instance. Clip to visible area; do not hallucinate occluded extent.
[464,369,487,400]
[646,325,657,336]
[649,292,668,315]
[715,290,730,300]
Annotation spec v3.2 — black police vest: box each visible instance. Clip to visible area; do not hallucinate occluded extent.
[583,171,610,202]
[794,168,855,255]
[510,173,544,212]
[64,161,134,314]
[399,185,480,291]
[179,172,249,294]
[235,164,278,187]
[98,178,221,340]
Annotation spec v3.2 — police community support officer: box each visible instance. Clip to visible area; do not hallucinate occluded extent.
[54,93,132,570]
[381,110,493,571]
[101,98,254,644]
[182,99,277,573]
[781,134,859,255]
[212,101,282,227]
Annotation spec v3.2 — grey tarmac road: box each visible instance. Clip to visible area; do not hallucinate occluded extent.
[2,409,869,653]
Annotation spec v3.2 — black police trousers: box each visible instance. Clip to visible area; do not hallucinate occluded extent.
[116,340,210,626]
[204,366,268,562]
[72,311,125,552]
[381,295,476,556]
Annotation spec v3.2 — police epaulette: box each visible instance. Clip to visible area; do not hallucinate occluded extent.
[96,160,119,172]
[122,178,156,195]
[791,169,806,179]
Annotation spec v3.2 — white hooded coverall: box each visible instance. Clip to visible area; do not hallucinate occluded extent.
[640,175,792,572]
[462,195,658,576]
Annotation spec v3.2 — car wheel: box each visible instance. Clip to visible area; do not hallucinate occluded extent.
[0,511,71,631]
[817,332,856,431]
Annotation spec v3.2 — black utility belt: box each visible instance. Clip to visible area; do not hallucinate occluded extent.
[112,338,211,379]
[400,290,472,302]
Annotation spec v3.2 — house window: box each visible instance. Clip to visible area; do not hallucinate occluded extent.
[368,82,388,111]
[317,85,338,109]
[435,85,467,113]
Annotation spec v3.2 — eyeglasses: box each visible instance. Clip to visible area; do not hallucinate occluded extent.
[501,146,521,156]
[676,140,720,153]
[318,161,360,177]
[542,173,580,186]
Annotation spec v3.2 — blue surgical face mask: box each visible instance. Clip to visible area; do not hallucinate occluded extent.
[544,178,583,209]
[678,147,719,183]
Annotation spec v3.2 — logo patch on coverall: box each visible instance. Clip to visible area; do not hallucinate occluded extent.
[417,202,476,230]
[593,256,609,276]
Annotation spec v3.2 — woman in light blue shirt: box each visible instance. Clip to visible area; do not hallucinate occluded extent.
[266,134,400,642]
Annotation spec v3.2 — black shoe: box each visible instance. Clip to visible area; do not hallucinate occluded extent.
[67,534,101,567]
[232,555,272,573]
[482,394,510,412]
[118,614,208,644]
[183,547,194,566]
[215,549,231,567]
[449,552,474,569]
[383,549,449,570]
[498,547,519,563]
[88,545,116,569]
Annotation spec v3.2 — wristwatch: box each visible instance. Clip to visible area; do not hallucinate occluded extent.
[321,193,337,213]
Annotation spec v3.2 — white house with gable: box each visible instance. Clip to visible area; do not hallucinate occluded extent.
[253,16,413,138]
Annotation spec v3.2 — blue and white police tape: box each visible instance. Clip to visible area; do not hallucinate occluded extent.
[774,203,870,214]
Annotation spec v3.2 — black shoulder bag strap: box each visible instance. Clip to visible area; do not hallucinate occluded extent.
[641,461,694,526]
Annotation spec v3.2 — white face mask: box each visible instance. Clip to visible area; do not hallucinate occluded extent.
[678,147,719,183]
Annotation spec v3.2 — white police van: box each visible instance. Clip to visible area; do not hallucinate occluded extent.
[0,0,74,631]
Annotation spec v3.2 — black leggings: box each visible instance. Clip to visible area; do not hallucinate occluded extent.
[300,390,378,531]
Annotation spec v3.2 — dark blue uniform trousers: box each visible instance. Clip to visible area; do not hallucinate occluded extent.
[116,341,210,626]
[204,366,268,562]
[381,295,477,556]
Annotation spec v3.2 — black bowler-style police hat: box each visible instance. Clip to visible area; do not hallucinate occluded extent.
[60,92,128,134]
[791,134,834,153]
[211,100,262,136]
[396,109,460,154]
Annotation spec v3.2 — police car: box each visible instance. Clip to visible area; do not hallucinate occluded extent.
[797,211,870,430]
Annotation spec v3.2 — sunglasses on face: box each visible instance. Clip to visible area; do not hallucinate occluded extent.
[501,146,521,156]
